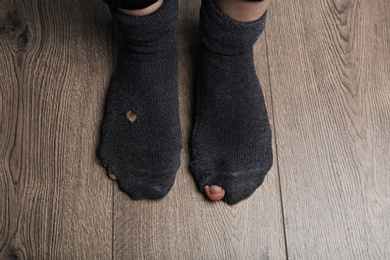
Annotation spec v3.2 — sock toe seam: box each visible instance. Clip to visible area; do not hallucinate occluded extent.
[190,164,271,176]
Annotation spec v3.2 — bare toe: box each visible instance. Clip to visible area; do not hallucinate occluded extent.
[204,185,225,201]
[108,172,117,181]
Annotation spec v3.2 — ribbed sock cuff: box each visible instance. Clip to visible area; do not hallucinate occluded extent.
[200,0,267,55]
[109,0,178,43]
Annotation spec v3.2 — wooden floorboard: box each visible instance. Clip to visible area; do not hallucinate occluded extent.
[266,0,390,258]
[2,0,389,259]
[0,1,113,259]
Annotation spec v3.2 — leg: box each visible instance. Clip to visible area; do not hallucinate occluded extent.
[104,0,164,183]
[97,0,182,200]
[191,0,273,204]
[204,0,271,202]
[102,0,163,184]
[215,0,271,22]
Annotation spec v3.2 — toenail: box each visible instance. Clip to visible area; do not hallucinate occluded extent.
[126,110,137,123]
[209,185,223,194]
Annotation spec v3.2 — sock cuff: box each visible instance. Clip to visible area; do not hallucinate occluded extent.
[110,0,178,43]
[200,0,267,55]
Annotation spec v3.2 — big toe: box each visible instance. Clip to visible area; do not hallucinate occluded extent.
[204,185,225,201]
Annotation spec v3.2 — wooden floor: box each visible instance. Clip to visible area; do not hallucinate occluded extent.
[1,0,389,259]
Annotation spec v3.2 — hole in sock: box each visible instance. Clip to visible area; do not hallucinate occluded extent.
[126,110,137,123]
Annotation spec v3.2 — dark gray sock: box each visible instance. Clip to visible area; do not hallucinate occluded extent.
[97,0,182,200]
[190,0,273,205]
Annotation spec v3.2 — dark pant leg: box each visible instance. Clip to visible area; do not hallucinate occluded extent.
[103,0,158,10]
[104,0,264,10]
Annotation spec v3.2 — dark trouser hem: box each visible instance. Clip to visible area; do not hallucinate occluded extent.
[103,0,158,10]
[104,0,265,11]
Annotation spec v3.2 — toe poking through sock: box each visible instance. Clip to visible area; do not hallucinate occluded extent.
[108,172,118,181]
[99,162,117,181]
[100,161,108,168]
[126,110,137,123]
[204,185,225,201]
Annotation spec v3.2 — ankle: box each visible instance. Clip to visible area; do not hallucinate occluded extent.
[214,0,270,23]
[118,0,164,16]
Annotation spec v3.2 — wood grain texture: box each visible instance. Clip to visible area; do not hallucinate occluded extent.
[3,0,388,258]
[266,0,390,258]
[112,3,286,258]
[0,1,113,259]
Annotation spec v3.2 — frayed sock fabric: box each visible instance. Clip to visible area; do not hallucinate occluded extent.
[190,0,273,205]
[97,0,182,199]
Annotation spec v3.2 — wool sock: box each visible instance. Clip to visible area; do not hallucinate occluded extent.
[190,0,273,205]
[97,0,182,199]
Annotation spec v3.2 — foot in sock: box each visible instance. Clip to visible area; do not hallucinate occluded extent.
[204,185,226,201]
[97,0,182,200]
[190,0,273,205]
